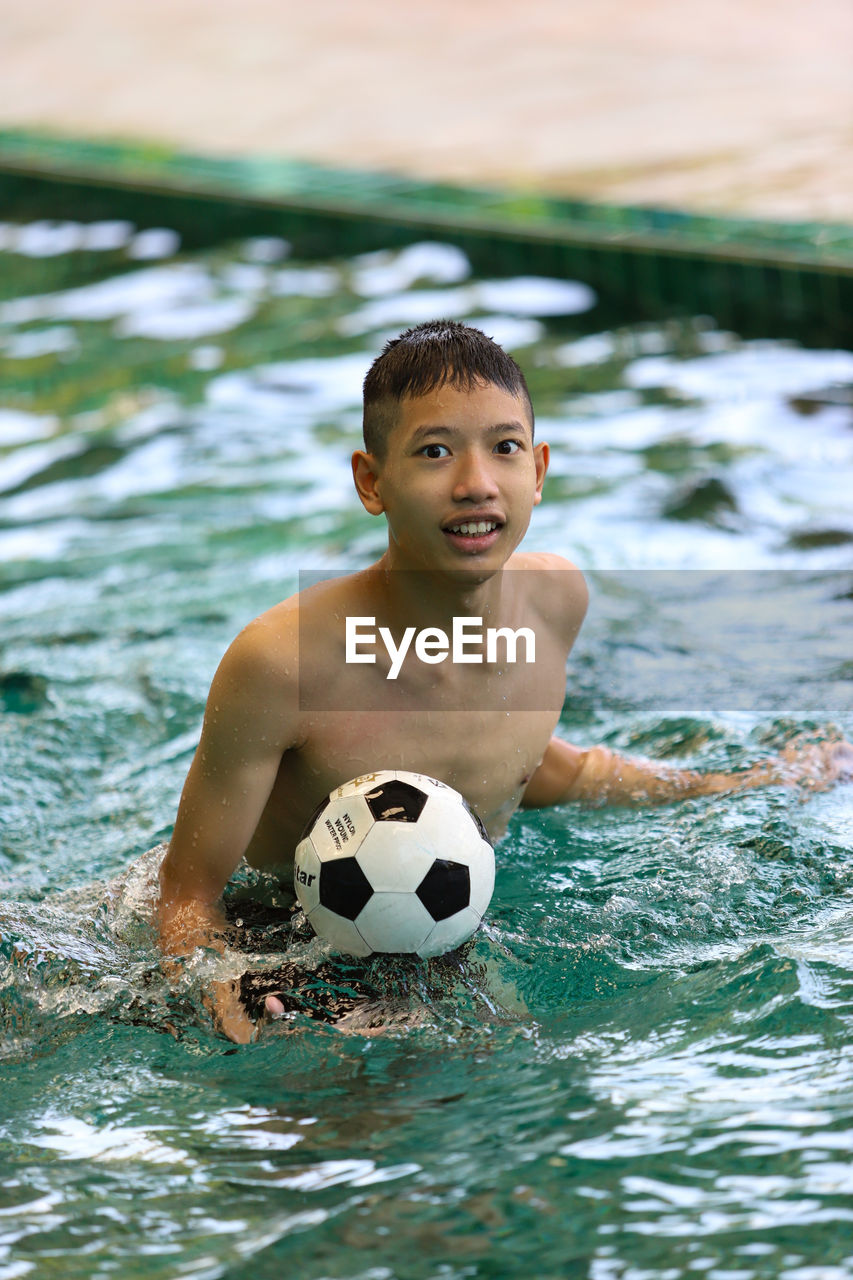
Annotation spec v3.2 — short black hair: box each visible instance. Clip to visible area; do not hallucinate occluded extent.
[362,320,534,456]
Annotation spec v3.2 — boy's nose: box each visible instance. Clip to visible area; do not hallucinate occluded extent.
[451,451,499,503]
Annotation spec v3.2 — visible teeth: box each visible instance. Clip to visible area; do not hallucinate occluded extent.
[448,521,498,536]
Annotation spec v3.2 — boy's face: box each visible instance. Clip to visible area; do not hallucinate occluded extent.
[353,380,548,576]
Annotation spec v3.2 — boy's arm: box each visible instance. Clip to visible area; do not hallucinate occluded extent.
[157,619,299,1042]
[522,734,853,808]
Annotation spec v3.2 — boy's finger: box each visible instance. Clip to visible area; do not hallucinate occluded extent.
[830,741,853,779]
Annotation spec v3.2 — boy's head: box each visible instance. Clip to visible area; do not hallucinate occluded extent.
[362,320,534,458]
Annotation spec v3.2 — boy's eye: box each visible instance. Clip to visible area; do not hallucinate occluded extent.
[420,443,450,459]
[495,439,522,455]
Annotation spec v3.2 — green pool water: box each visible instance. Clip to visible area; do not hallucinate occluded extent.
[1,220,852,1279]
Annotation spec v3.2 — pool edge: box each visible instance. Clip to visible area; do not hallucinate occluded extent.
[1,128,851,345]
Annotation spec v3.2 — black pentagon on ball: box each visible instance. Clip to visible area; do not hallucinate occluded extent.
[461,797,492,846]
[416,859,471,921]
[299,791,332,840]
[365,779,428,823]
[319,856,373,920]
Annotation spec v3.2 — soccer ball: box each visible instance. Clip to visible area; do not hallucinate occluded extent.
[293,771,495,958]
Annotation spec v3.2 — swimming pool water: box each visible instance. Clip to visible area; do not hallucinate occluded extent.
[1,220,852,1279]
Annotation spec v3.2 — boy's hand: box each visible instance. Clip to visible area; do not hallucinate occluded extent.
[205,979,257,1044]
[523,732,853,809]
[158,892,259,1044]
[778,735,853,791]
[206,983,290,1040]
[161,952,258,1044]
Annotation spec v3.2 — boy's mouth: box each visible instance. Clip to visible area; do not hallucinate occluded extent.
[442,518,503,552]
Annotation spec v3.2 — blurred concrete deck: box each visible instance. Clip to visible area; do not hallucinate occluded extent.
[2,0,851,223]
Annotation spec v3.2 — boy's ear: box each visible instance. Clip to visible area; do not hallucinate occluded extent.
[532,441,549,506]
[352,450,385,515]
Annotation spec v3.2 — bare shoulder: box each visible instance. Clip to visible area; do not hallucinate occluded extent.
[210,596,303,726]
[509,552,588,635]
[219,571,361,701]
[223,572,348,674]
[513,550,585,578]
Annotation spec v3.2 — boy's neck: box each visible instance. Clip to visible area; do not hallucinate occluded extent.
[368,554,508,631]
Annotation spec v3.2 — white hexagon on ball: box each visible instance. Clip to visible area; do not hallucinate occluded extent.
[306,903,372,957]
[354,892,435,954]
[293,837,322,913]
[312,793,374,857]
[354,821,436,892]
[419,905,484,958]
[461,841,495,917]
[334,771,398,801]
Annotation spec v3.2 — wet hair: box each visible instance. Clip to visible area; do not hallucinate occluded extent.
[362,319,534,456]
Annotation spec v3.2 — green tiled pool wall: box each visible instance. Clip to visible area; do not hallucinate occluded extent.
[1,129,851,345]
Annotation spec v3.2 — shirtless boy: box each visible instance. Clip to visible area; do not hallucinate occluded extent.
[158,320,852,1042]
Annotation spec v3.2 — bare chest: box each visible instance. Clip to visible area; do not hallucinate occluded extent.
[249,703,557,867]
[246,621,567,866]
